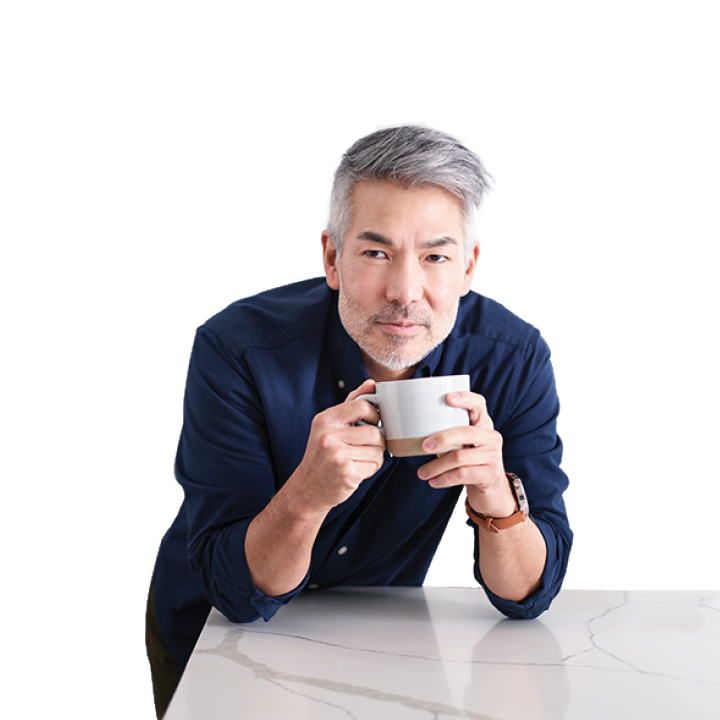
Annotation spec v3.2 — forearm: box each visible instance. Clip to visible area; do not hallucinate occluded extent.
[475,517,547,602]
[464,471,547,603]
[244,478,329,598]
[245,383,386,598]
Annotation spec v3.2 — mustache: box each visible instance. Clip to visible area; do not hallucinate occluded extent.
[369,304,431,326]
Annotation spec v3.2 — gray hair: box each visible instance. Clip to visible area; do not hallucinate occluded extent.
[327,125,492,265]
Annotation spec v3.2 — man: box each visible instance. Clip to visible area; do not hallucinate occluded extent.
[146,126,572,717]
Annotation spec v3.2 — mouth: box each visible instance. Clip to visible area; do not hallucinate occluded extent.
[377,321,425,336]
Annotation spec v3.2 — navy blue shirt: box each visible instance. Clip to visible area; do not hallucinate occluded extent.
[152,278,572,671]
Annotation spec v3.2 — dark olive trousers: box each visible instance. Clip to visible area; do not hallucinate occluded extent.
[145,583,182,719]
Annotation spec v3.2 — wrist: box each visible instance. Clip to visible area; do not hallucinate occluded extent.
[466,473,529,533]
[275,470,333,524]
[466,476,517,519]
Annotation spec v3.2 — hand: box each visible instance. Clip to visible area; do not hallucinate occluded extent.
[416,391,517,518]
[245,381,384,598]
[288,379,386,515]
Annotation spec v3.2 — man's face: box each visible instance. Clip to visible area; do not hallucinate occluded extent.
[322,180,478,382]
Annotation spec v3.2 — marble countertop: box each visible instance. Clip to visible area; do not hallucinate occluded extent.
[164,587,720,719]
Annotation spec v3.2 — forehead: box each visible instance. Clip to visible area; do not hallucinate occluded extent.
[349,181,465,235]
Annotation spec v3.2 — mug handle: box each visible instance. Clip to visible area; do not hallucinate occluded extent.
[354,393,383,432]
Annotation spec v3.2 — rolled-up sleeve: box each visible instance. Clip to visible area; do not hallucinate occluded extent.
[175,326,306,623]
[471,329,573,619]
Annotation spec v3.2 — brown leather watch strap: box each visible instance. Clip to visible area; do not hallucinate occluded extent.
[465,497,526,533]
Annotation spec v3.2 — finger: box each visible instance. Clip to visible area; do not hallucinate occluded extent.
[417,446,500,486]
[422,463,498,490]
[445,391,493,428]
[343,380,381,425]
[342,423,385,448]
[422,423,489,455]
[337,446,386,481]
[345,379,377,402]
[332,394,381,427]
[350,457,386,482]
[418,446,478,480]
[353,400,381,427]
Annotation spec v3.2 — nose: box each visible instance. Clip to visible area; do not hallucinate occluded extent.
[385,257,422,306]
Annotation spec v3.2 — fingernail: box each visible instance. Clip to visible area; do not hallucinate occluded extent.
[424,438,436,451]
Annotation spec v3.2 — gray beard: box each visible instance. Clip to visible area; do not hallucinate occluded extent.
[337,292,458,372]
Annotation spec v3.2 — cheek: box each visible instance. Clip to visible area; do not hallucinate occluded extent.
[427,278,465,312]
[342,268,384,303]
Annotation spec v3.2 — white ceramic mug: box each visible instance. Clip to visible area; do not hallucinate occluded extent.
[357,375,470,457]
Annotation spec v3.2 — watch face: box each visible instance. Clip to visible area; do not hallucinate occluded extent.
[510,475,529,514]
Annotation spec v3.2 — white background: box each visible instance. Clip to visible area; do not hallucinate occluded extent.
[2,2,718,718]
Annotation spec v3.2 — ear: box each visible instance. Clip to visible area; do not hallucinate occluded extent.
[461,241,480,296]
[321,230,340,290]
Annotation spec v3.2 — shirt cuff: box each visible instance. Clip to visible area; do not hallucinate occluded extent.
[249,574,310,621]
[468,515,568,620]
[192,515,311,624]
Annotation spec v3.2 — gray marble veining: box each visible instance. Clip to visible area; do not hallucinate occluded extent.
[165,587,720,719]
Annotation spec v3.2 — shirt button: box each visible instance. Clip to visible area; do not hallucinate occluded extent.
[338,380,346,389]
[337,546,348,555]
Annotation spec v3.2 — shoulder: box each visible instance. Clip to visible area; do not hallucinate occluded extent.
[455,291,544,356]
[199,278,333,355]
[446,292,555,427]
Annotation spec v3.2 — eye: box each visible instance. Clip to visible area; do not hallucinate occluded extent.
[426,254,450,264]
[363,249,388,259]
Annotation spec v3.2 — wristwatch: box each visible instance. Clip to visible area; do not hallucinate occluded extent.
[465,472,529,533]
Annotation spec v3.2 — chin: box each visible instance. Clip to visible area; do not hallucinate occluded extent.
[364,342,433,372]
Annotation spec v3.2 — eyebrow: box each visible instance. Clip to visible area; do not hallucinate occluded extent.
[356,231,460,249]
